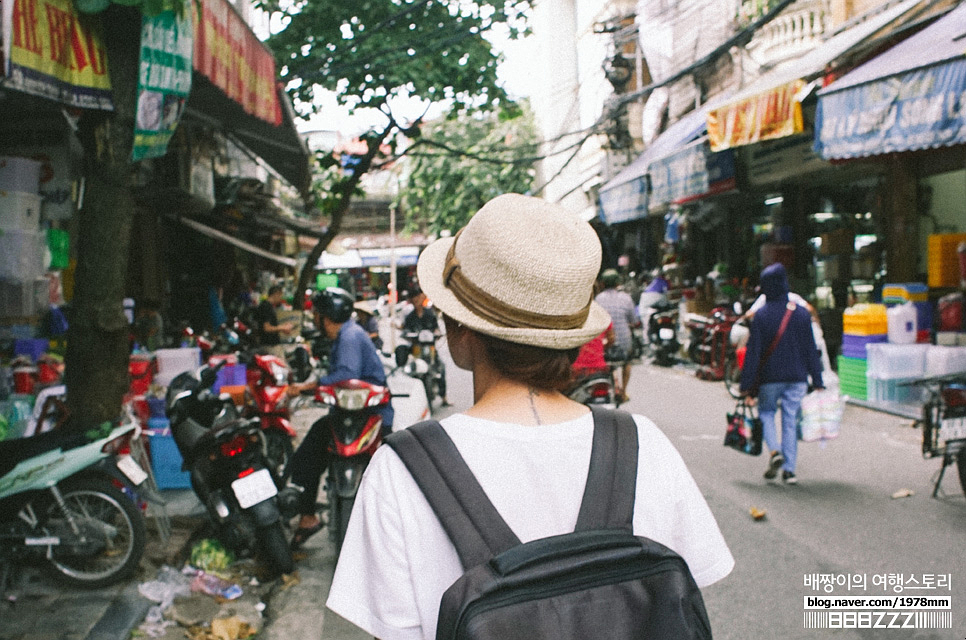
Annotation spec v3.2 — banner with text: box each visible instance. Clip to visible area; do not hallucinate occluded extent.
[815,59,966,160]
[193,0,280,125]
[2,0,112,109]
[708,79,805,152]
[133,4,193,161]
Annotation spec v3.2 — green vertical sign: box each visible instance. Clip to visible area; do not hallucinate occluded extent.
[133,4,193,161]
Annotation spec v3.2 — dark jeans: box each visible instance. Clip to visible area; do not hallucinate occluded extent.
[288,414,332,516]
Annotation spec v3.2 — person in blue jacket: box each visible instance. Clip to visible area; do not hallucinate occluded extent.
[288,287,393,547]
[740,263,823,484]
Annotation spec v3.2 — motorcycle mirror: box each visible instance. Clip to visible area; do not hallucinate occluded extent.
[395,344,410,368]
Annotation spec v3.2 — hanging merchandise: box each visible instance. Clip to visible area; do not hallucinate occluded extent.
[47,229,69,270]
[664,208,682,244]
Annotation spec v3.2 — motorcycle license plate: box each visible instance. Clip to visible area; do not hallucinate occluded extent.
[117,455,148,486]
[232,468,278,509]
[659,328,675,340]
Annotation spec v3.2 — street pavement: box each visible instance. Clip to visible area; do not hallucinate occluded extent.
[4,342,966,639]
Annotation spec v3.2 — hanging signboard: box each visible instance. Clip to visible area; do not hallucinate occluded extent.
[193,0,281,126]
[133,4,192,161]
[708,79,805,152]
[815,59,966,160]
[599,177,647,225]
[649,139,736,209]
[1,0,112,109]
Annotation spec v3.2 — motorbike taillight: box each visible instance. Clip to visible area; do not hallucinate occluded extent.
[590,382,611,398]
[220,434,249,458]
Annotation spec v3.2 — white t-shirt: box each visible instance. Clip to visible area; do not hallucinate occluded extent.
[326,412,734,640]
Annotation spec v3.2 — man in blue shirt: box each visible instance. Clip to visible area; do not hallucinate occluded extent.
[288,288,393,547]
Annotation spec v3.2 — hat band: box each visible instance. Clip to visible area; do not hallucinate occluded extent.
[443,231,591,331]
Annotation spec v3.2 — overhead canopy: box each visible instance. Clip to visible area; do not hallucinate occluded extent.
[179,217,297,268]
[814,3,966,159]
[185,72,311,195]
[648,138,737,210]
[598,102,723,225]
[707,0,927,152]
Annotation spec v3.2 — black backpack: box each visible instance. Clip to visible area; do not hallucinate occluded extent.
[384,407,713,640]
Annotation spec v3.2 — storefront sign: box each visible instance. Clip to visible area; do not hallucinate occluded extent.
[193,0,281,126]
[649,139,736,209]
[815,59,966,160]
[708,79,805,152]
[133,4,192,161]
[599,177,647,225]
[746,134,828,186]
[2,0,112,109]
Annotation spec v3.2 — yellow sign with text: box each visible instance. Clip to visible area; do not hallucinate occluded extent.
[708,79,805,152]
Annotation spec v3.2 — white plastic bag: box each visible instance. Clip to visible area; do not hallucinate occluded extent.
[800,389,845,443]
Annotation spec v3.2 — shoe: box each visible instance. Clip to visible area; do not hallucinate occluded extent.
[782,471,797,485]
[290,520,324,550]
[764,452,784,480]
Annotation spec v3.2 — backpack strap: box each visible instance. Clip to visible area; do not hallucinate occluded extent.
[384,421,520,569]
[575,407,639,532]
[384,408,640,569]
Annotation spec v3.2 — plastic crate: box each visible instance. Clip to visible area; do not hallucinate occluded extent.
[843,304,888,335]
[147,421,191,490]
[928,233,966,288]
[882,283,928,304]
[866,375,925,406]
[866,343,929,379]
[154,347,201,387]
[841,333,887,359]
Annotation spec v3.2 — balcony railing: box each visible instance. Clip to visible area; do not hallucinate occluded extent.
[744,0,831,67]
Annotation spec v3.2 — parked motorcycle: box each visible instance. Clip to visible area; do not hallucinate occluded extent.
[401,329,445,405]
[686,305,739,380]
[0,418,149,590]
[239,352,297,478]
[166,363,299,575]
[646,298,680,367]
[906,373,966,498]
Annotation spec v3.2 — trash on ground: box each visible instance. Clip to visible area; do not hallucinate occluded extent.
[211,615,255,640]
[891,488,915,499]
[190,538,235,573]
[749,506,767,521]
[190,571,244,600]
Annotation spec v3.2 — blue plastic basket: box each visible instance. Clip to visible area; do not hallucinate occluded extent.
[147,422,191,490]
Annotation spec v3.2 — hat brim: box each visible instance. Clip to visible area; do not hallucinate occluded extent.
[417,237,611,350]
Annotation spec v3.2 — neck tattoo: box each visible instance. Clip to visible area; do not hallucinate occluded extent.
[528,387,542,425]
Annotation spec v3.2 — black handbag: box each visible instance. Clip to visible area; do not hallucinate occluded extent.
[724,399,763,456]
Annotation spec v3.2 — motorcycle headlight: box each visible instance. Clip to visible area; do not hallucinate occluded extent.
[269,362,289,386]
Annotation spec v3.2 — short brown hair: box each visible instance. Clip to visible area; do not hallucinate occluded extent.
[478,333,579,392]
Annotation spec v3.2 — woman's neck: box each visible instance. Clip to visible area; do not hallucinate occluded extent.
[466,371,587,426]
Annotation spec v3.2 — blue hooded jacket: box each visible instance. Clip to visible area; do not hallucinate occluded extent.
[739,263,823,393]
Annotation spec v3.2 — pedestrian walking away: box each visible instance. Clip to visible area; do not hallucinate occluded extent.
[595,268,639,403]
[739,263,824,485]
[325,193,733,640]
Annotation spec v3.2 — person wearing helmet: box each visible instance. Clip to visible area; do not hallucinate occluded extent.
[287,287,393,548]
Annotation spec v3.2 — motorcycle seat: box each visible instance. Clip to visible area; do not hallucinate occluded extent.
[0,427,89,479]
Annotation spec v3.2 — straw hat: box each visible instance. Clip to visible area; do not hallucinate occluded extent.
[416,193,610,349]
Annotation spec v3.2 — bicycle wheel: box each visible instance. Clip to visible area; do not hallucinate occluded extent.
[957,446,966,497]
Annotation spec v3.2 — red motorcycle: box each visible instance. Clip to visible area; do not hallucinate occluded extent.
[312,378,390,550]
[241,352,298,478]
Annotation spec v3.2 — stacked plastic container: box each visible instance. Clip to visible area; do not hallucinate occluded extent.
[838,304,888,400]
[882,283,931,343]
[865,343,928,406]
[0,157,48,325]
[927,233,966,288]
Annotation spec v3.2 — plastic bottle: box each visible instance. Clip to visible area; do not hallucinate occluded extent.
[887,302,917,344]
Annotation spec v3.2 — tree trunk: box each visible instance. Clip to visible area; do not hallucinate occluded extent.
[65,6,142,428]
[294,127,393,309]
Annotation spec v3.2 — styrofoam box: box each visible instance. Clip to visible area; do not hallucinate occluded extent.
[0,191,42,231]
[865,343,929,379]
[867,375,925,406]
[0,229,45,281]
[925,345,966,377]
[154,347,201,387]
[0,157,41,194]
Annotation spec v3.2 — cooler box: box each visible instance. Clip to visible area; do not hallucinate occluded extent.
[147,418,191,489]
[0,156,41,193]
[925,345,966,377]
[154,347,201,387]
[865,343,928,380]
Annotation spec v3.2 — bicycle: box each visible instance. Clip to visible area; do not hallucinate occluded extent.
[902,372,966,498]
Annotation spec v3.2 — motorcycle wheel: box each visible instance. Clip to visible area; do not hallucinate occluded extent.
[258,521,294,575]
[422,376,437,407]
[42,477,146,589]
[333,496,355,552]
[264,430,294,480]
[957,447,966,496]
[724,357,742,399]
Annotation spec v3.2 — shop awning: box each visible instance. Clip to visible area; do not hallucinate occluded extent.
[317,250,363,270]
[648,138,737,210]
[179,217,297,268]
[707,0,927,152]
[814,3,966,160]
[358,247,421,267]
[598,103,720,225]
